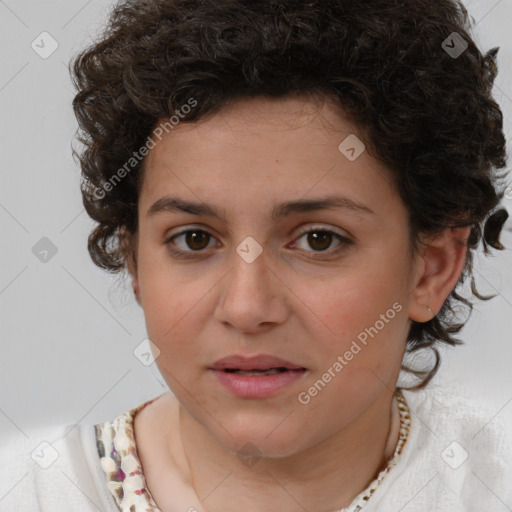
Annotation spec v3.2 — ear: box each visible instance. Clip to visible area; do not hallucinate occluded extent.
[408,226,471,322]
[119,227,141,306]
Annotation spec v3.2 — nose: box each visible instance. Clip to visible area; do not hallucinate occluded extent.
[213,247,289,334]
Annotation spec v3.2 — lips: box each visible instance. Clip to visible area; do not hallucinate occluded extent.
[209,354,307,398]
[210,354,306,372]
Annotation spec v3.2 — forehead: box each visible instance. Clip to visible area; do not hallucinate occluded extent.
[139,96,398,218]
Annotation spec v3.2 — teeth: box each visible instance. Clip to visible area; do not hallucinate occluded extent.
[226,368,286,376]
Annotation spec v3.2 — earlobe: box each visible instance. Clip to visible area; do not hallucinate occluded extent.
[132,276,141,305]
[408,226,471,323]
[118,227,141,306]
[126,251,141,306]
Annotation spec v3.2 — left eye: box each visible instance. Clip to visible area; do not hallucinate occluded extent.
[293,229,349,253]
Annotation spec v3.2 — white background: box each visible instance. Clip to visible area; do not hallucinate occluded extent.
[0,0,511,442]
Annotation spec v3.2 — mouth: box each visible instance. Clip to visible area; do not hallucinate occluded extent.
[208,356,308,398]
[210,353,306,372]
[221,367,306,376]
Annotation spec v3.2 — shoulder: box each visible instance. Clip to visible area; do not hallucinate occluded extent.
[0,422,111,511]
[0,395,163,512]
[402,382,512,459]
[370,384,512,511]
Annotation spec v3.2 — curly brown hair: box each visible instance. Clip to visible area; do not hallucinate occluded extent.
[71,0,509,389]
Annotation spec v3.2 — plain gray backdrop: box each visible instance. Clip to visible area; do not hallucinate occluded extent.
[1,0,512,442]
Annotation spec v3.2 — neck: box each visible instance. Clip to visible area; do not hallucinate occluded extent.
[178,388,399,512]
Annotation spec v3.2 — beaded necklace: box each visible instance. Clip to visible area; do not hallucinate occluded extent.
[96,389,411,512]
[338,388,412,512]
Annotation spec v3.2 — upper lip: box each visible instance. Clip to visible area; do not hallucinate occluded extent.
[210,354,305,371]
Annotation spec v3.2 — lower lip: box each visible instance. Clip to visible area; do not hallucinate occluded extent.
[209,369,307,398]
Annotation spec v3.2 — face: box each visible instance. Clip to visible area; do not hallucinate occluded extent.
[131,95,421,457]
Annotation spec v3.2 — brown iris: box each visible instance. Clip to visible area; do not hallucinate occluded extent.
[185,230,210,250]
[306,231,333,251]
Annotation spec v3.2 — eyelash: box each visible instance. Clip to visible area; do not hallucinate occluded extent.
[164,225,353,259]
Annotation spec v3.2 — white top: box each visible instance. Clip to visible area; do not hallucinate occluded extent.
[1,385,511,511]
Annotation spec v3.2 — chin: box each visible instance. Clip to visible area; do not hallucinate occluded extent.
[211,417,313,460]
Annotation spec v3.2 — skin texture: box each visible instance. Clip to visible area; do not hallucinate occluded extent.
[127,95,470,512]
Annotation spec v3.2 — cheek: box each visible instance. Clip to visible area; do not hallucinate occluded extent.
[300,271,399,328]
[141,280,204,340]
[291,263,408,364]
[136,250,204,342]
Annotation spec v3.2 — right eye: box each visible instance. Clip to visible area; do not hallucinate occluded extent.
[164,228,219,257]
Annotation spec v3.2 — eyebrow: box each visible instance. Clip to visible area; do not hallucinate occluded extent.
[147,194,375,221]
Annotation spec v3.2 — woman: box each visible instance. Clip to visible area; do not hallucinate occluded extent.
[2,0,511,510]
